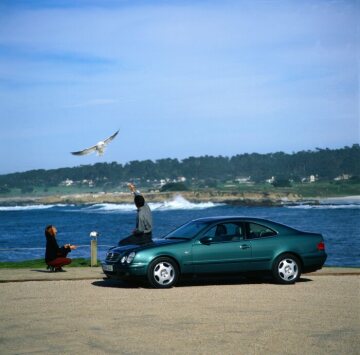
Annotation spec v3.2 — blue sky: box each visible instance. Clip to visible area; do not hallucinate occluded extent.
[0,0,358,174]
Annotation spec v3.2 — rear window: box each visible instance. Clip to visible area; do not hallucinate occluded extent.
[247,223,277,239]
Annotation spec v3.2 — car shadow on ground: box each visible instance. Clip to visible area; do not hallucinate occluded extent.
[177,275,313,287]
[92,275,313,289]
[92,279,144,289]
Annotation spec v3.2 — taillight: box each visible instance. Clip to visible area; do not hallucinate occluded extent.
[317,241,325,251]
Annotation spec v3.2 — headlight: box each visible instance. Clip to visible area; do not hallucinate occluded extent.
[126,252,136,264]
[121,256,127,264]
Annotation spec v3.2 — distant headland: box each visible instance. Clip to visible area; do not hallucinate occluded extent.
[0,145,359,206]
[0,190,320,207]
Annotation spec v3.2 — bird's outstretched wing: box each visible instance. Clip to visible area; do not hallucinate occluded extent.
[71,145,98,156]
[71,130,119,156]
[104,130,119,144]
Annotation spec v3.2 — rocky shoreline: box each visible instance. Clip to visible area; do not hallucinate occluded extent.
[0,190,308,206]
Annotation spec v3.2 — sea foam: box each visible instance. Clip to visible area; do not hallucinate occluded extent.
[81,195,222,213]
[152,194,221,210]
[0,204,58,211]
[287,205,360,210]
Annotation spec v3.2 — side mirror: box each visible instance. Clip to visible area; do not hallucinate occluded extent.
[200,236,214,245]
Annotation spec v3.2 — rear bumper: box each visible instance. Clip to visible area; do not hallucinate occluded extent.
[302,253,327,273]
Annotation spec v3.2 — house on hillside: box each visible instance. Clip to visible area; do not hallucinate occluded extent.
[235,176,251,184]
[266,176,275,184]
[61,178,74,187]
[301,175,318,183]
[334,174,352,181]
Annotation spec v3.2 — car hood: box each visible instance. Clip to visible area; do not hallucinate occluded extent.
[107,238,187,254]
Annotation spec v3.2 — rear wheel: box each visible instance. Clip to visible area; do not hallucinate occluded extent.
[147,257,179,288]
[272,254,301,284]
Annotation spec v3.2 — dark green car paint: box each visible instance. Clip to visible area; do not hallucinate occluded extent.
[102,217,327,285]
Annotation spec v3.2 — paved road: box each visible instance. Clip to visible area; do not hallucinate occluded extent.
[0,271,359,354]
[0,266,358,283]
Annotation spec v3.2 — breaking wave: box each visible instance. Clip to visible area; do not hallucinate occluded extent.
[0,204,64,211]
[152,195,222,210]
[81,203,135,213]
[0,196,221,213]
[286,204,360,209]
[286,196,360,209]
[81,195,222,213]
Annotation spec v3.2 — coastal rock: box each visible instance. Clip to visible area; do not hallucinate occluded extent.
[0,191,303,206]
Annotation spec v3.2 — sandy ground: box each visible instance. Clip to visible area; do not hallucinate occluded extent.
[0,271,359,355]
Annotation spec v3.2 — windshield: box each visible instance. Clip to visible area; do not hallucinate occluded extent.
[164,221,209,240]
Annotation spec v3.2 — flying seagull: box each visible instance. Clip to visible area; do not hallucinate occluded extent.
[71,130,119,156]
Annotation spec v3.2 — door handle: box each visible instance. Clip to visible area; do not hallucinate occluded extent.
[239,244,250,249]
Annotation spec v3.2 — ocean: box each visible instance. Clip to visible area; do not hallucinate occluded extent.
[0,195,359,266]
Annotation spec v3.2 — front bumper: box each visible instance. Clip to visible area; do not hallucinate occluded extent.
[101,262,147,279]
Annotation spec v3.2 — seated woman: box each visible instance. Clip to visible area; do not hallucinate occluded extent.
[45,225,77,272]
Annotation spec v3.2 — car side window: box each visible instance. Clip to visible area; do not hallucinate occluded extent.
[247,223,277,239]
[205,223,245,242]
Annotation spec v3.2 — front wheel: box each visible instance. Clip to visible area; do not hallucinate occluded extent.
[147,257,179,288]
[272,254,301,284]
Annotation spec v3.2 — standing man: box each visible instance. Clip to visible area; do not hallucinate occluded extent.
[119,183,153,245]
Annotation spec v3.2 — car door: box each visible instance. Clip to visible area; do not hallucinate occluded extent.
[191,222,252,274]
[245,222,278,270]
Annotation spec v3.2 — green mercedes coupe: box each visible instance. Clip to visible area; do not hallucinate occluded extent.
[102,216,327,288]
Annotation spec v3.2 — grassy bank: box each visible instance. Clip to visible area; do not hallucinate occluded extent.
[0,258,100,269]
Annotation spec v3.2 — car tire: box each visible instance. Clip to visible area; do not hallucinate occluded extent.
[272,253,301,284]
[147,257,179,288]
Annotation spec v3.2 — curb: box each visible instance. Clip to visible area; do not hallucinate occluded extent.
[0,277,104,283]
[0,267,359,283]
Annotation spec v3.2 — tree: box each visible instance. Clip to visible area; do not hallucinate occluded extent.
[272,179,291,188]
[0,145,359,188]
[160,182,188,192]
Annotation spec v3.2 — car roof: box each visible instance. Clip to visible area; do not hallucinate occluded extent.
[193,216,271,223]
[192,216,294,231]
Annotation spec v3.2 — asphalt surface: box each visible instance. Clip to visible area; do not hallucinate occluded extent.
[0,267,359,355]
